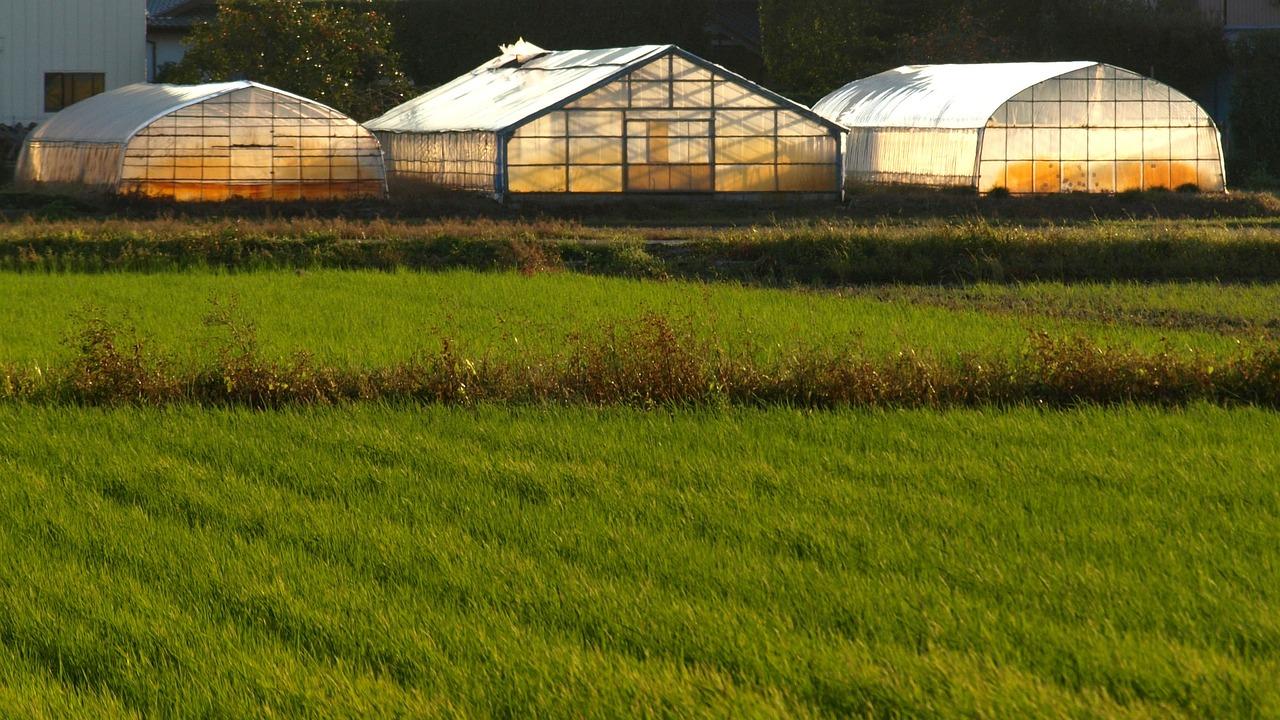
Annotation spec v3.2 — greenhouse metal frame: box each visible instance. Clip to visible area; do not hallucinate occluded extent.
[367,43,844,199]
[17,81,387,201]
[813,62,1226,194]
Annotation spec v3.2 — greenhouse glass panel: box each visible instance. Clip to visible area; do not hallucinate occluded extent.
[1061,161,1088,192]
[634,57,670,80]
[1034,161,1061,193]
[717,164,776,192]
[717,110,775,136]
[672,55,713,81]
[1061,129,1088,160]
[509,165,567,192]
[1089,161,1116,193]
[568,165,623,192]
[569,137,623,165]
[568,112,624,137]
[1116,161,1143,191]
[981,129,1006,161]
[1170,161,1198,189]
[979,162,1006,192]
[778,165,837,192]
[1145,161,1171,189]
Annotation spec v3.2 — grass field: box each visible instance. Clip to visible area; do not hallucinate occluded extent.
[0,404,1276,717]
[1,207,1278,715]
[5,215,1280,283]
[0,270,1263,369]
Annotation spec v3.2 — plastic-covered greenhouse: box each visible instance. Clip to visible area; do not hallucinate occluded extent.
[812,62,1226,194]
[366,42,843,198]
[16,81,386,201]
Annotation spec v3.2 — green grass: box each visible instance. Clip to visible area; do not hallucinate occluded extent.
[0,404,1276,717]
[6,215,1280,282]
[0,270,1256,369]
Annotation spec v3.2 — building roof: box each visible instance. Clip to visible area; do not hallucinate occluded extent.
[28,81,328,145]
[367,43,671,134]
[147,0,216,30]
[813,62,1098,130]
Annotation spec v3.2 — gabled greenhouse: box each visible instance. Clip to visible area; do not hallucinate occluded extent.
[366,42,843,198]
[16,81,386,201]
[812,62,1226,194]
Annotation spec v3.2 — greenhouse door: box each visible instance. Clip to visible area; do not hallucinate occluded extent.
[624,118,713,193]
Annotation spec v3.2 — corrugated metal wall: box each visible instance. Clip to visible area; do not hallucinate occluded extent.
[0,0,146,125]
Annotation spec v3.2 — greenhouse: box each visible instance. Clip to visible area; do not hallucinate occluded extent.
[16,81,386,201]
[812,62,1226,194]
[366,41,843,198]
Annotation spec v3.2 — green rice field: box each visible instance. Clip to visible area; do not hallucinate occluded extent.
[1,213,1278,716]
[0,270,1269,368]
[1,404,1277,717]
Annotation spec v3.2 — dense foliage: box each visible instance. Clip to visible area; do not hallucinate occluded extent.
[377,0,716,89]
[1230,31,1280,187]
[167,0,414,120]
[760,0,1228,102]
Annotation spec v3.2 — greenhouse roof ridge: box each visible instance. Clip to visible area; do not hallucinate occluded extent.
[813,61,1098,130]
[27,81,345,146]
[366,43,674,134]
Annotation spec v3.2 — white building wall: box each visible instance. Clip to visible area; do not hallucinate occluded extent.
[148,31,188,81]
[0,0,146,125]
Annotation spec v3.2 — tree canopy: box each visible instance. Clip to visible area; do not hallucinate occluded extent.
[760,0,1228,103]
[166,0,414,120]
[378,0,716,90]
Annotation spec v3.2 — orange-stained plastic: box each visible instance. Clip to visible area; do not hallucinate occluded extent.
[1169,161,1198,189]
[122,180,384,201]
[1034,161,1061,193]
[1143,161,1171,190]
[1060,162,1087,192]
[1004,161,1034,193]
[1116,161,1143,192]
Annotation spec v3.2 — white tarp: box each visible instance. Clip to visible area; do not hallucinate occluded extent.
[813,62,1094,129]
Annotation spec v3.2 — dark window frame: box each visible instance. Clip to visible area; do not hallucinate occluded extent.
[44,72,106,112]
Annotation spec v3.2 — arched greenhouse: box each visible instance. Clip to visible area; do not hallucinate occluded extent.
[16,81,386,201]
[813,62,1226,194]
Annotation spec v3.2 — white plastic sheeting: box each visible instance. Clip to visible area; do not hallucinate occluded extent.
[17,81,387,200]
[366,44,669,134]
[370,43,842,196]
[845,128,979,186]
[814,63,1093,130]
[24,81,250,144]
[814,62,1226,193]
[377,131,499,192]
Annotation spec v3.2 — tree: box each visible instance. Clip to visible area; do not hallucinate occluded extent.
[166,0,414,120]
[380,0,715,91]
[760,0,1227,103]
[1229,31,1280,185]
[759,0,890,102]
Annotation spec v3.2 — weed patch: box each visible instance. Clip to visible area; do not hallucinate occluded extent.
[6,311,1279,409]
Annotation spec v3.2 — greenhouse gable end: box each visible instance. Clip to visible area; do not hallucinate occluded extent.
[366,42,844,198]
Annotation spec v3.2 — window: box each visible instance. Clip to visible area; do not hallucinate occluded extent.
[44,73,105,112]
